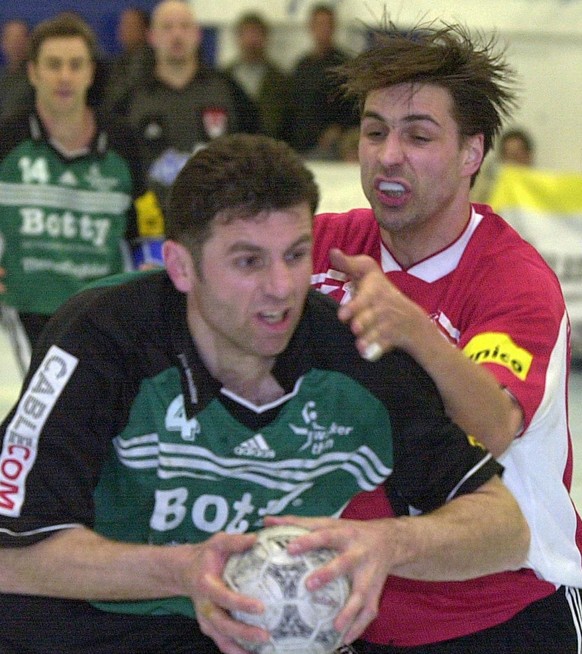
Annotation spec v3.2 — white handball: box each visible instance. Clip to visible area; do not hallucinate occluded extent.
[223,525,350,654]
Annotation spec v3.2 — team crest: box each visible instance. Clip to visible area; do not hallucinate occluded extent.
[202,107,228,139]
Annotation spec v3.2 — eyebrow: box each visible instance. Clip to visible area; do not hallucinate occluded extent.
[362,110,442,128]
[227,234,312,254]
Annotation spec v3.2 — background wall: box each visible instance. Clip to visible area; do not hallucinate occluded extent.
[209,0,582,173]
[1,0,580,171]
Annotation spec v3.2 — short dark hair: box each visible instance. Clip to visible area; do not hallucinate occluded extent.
[235,12,269,36]
[122,7,151,29]
[336,20,518,160]
[28,14,99,63]
[166,134,319,262]
[310,4,335,21]
[500,128,534,154]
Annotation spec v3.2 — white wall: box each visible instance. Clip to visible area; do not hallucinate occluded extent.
[191,0,582,172]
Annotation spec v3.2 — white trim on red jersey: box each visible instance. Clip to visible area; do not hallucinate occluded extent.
[312,205,582,646]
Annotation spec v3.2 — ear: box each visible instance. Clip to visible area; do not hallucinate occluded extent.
[462,133,484,177]
[163,240,196,294]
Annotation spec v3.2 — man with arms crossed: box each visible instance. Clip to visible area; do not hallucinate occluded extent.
[0,134,527,653]
[312,20,582,653]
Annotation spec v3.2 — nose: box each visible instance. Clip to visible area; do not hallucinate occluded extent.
[58,64,75,82]
[263,260,293,299]
[378,131,405,167]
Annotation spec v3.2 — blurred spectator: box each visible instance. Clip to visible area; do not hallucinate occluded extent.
[0,14,145,375]
[225,12,289,138]
[118,6,150,53]
[54,10,112,109]
[282,3,358,156]
[117,0,259,215]
[0,19,33,119]
[103,7,155,115]
[338,125,360,162]
[472,126,536,203]
[500,128,535,166]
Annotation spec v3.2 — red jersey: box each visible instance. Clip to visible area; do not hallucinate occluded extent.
[312,205,582,646]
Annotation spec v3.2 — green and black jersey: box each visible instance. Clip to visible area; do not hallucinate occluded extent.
[0,110,144,315]
[0,273,501,651]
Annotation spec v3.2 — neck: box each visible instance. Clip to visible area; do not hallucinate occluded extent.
[156,58,197,89]
[220,370,285,406]
[37,103,95,153]
[381,202,473,268]
[187,300,283,406]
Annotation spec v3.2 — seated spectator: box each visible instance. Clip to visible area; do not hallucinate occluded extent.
[118,0,259,216]
[102,7,155,116]
[282,4,358,156]
[499,127,535,166]
[472,126,536,203]
[0,19,33,119]
[225,12,289,138]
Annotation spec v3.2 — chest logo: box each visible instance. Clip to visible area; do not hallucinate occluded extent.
[289,401,354,455]
[234,434,275,459]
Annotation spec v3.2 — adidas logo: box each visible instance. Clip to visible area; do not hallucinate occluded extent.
[234,434,275,459]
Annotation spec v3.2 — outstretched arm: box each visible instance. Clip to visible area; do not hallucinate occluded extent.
[330,248,523,456]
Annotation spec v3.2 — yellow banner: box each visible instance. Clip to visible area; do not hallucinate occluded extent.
[489,165,582,216]
[487,165,582,356]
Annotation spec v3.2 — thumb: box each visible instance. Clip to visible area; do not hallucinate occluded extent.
[329,248,378,282]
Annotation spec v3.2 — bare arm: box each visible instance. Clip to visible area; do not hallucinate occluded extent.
[0,475,528,653]
[0,528,266,654]
[266,474,529,643]
[330,249,523,456]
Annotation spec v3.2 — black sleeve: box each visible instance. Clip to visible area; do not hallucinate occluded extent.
[0,290,134,546]
[377,349,503,515]
[304,293,502,516]
[103,115,147,244]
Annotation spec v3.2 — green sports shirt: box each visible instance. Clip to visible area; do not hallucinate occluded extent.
[0,273,501,633]
[0,110,143,315]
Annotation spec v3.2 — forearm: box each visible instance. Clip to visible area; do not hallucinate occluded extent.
[402,318,522,456]
[330,250,523,456]
[0,526,193,600]
[387,476,530,581]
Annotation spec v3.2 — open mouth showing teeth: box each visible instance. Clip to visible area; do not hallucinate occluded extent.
[261,311,287,324]
[379,181,406,197]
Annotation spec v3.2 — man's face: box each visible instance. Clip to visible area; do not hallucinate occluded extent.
[501,137,532,166]
[309,10,334,51]
[118,10,147,51]
[149,1,200,65]
[237,23,267,62]
[359,83,482,239]
[28,37,94,116]
[1,21,29,65]
[190,203,313,364]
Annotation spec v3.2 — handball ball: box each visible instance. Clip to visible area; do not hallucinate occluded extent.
[223,525,350,654]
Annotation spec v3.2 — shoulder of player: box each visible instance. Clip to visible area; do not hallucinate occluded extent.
[313,208,379,253]
[303,291,435,388]
[94,111,141,154]
[472,211,563,294]
[46,271,173,350]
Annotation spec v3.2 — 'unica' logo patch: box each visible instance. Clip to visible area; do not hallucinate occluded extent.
[463,332,533,381]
